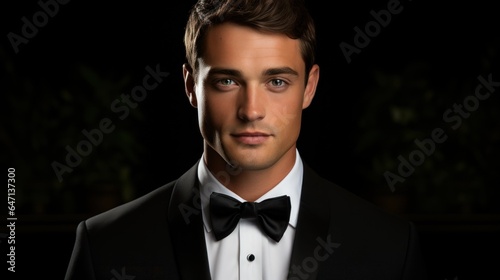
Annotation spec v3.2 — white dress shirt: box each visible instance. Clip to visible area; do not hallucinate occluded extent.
[198,149,303,280]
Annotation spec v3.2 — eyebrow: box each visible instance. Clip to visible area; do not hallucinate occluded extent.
[207,67,299,78]
[263,67,299,77]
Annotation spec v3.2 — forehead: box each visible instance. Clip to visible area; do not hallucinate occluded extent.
[200,23,304,73]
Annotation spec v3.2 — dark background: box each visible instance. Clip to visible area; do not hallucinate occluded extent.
[1,0,499,279]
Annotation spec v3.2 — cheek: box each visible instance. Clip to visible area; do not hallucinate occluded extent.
[271,99,303,133]
[207,97,230,121]
[199,96,232,135]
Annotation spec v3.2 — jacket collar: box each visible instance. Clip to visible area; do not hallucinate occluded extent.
[287,163,332,280]
[167,160,212,280]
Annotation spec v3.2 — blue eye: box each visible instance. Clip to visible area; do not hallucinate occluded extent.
[219,79,235,86]
[271,79,285,87]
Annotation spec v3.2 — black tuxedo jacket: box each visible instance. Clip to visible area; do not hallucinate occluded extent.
[65,161,428,280]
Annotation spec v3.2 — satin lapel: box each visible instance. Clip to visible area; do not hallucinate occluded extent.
[288,164,331,280]
[167,161,211,280]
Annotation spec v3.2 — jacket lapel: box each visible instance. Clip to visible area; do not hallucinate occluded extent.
[288,163,332,280]
[168,161,212,280]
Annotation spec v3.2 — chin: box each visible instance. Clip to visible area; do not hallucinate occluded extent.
[227,155,277,172]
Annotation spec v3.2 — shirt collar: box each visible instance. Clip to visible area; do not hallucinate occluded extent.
[198,149,303,233]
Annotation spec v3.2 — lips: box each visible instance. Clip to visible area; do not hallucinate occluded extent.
[232,132,271,145]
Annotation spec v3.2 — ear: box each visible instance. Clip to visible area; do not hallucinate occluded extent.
[302,64,320,109]
[183,63,197,108]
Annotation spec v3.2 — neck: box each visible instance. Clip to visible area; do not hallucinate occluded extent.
[204,145,296,202]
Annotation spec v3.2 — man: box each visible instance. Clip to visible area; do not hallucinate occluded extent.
[65,0,428,279]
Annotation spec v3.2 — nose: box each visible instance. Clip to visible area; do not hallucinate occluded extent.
[237,85,265,122]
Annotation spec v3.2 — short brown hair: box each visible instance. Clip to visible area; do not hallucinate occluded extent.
[184,0,317,80]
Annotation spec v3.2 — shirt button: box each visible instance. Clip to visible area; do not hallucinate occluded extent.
[247,254,255,262]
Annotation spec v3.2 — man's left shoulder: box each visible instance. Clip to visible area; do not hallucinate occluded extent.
[303,164,414,231]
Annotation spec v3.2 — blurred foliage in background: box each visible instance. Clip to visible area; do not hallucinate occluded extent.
[1,45,144,215]
[354,45,500,215]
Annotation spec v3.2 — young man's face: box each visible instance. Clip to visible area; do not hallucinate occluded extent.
[184,23,319,172]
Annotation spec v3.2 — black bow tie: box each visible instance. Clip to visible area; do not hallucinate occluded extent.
[209,192,291,242]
